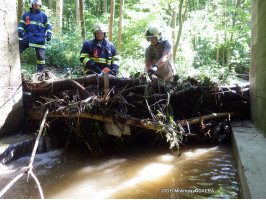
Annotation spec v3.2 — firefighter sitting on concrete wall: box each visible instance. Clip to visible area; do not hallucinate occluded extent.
[144,25,175,82]
[80,23,119,76]
[18,0,52,73]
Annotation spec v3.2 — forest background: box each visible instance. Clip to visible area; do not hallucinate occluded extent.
[17,0,251,85]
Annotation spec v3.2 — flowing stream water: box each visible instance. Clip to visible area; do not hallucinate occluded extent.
[0,142,241,199]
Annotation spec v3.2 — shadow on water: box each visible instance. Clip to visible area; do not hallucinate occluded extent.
[0,134,241,199]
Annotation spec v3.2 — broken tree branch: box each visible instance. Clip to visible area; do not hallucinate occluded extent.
[0,108,49,199]
[27,109,237,132]
[69,80,91,98]
[0,172,25,198]
[30,171,44,199]
[28,108,49,173]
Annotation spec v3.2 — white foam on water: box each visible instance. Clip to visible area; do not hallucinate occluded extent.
[33,149,64,166]
[183,147,218,158]
[156,154,176,163]
[0,163,17,175]
[77,158,127,175]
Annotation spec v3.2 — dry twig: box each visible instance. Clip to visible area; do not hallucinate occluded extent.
[0,108,49,199]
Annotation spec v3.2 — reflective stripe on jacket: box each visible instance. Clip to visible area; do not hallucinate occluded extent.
[18,9,52,49]
[80,39,119,72]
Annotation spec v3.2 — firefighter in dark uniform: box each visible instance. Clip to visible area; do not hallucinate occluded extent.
[18,0,52,72]
[80,23,119,76]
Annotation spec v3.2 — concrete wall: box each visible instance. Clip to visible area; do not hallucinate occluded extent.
[250,0,266,137]
[0,1,24,136]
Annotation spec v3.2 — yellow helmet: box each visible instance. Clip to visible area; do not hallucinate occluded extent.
[145,26,162,42]
[92,23,108,34]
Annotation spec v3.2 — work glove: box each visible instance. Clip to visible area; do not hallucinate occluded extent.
[148,65,158,74]
[46,36,51,41]
[18,32,23,38]
[102,67,111,73]
[92,64,102,74]
[111,65,119,76]
[111,68,118,76]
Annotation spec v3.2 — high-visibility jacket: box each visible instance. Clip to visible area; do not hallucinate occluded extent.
[80,39,119,74]
[18,9,52,49]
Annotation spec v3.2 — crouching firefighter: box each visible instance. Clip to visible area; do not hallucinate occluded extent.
[18,0,52,73]
[80,23,119,76]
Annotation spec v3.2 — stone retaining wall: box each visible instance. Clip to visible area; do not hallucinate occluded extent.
[0,1,23,136]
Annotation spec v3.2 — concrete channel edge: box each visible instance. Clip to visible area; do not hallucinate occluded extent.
[231,120,266,199]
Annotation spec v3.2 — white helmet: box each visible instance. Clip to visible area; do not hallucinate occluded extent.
[145,26,162,42]
[92,23,108,34]
[29,0,42,8]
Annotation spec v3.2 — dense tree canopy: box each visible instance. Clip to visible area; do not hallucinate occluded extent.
[18,0,251,84]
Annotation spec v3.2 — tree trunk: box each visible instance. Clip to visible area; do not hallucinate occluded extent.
[214,0,219,66]
[216,34,219,66]
[182,0,189,23]
[103,0,108,13]
[173,0,184,62]
[47,0,53,9]
[226,0,240,68]
[76,0,80,26]
[108,0,115,42]
[17,0,25,25]
[79,0,86,42]
[0,0,24,136]
[55,0,63,35]
[117,0,124,53]
[171,9,176,43]
[222,0,227,67]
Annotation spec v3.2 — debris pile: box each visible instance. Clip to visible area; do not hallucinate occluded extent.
[22,72,250,152]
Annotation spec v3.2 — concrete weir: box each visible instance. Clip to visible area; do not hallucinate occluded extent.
[232,120,266,199]
[0,133,51,165]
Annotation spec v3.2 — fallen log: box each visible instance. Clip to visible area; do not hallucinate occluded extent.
[22,75,140,93]
[27,109,236,133]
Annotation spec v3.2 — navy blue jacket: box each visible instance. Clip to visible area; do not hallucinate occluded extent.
[18,9,52,49]
[80,39,119,73]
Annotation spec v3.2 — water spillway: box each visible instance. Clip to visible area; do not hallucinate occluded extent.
[0,132,50,164]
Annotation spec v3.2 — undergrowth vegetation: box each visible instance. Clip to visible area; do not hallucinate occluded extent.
[20,0,251,86]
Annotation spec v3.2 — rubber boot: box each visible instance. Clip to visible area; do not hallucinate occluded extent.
[36,65,44,73]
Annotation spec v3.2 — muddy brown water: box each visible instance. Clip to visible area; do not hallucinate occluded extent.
[0,143,240,199]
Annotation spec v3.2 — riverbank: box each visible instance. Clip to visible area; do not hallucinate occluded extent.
[232,120,266,198]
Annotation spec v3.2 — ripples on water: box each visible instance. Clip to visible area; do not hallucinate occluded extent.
[0,144,241,199]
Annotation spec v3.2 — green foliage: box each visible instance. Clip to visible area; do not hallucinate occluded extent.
[21,64,37,80]
[20,0,251,85]
[46,30,82,69]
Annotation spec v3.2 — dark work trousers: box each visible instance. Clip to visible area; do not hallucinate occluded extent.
[19,40,46,71]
